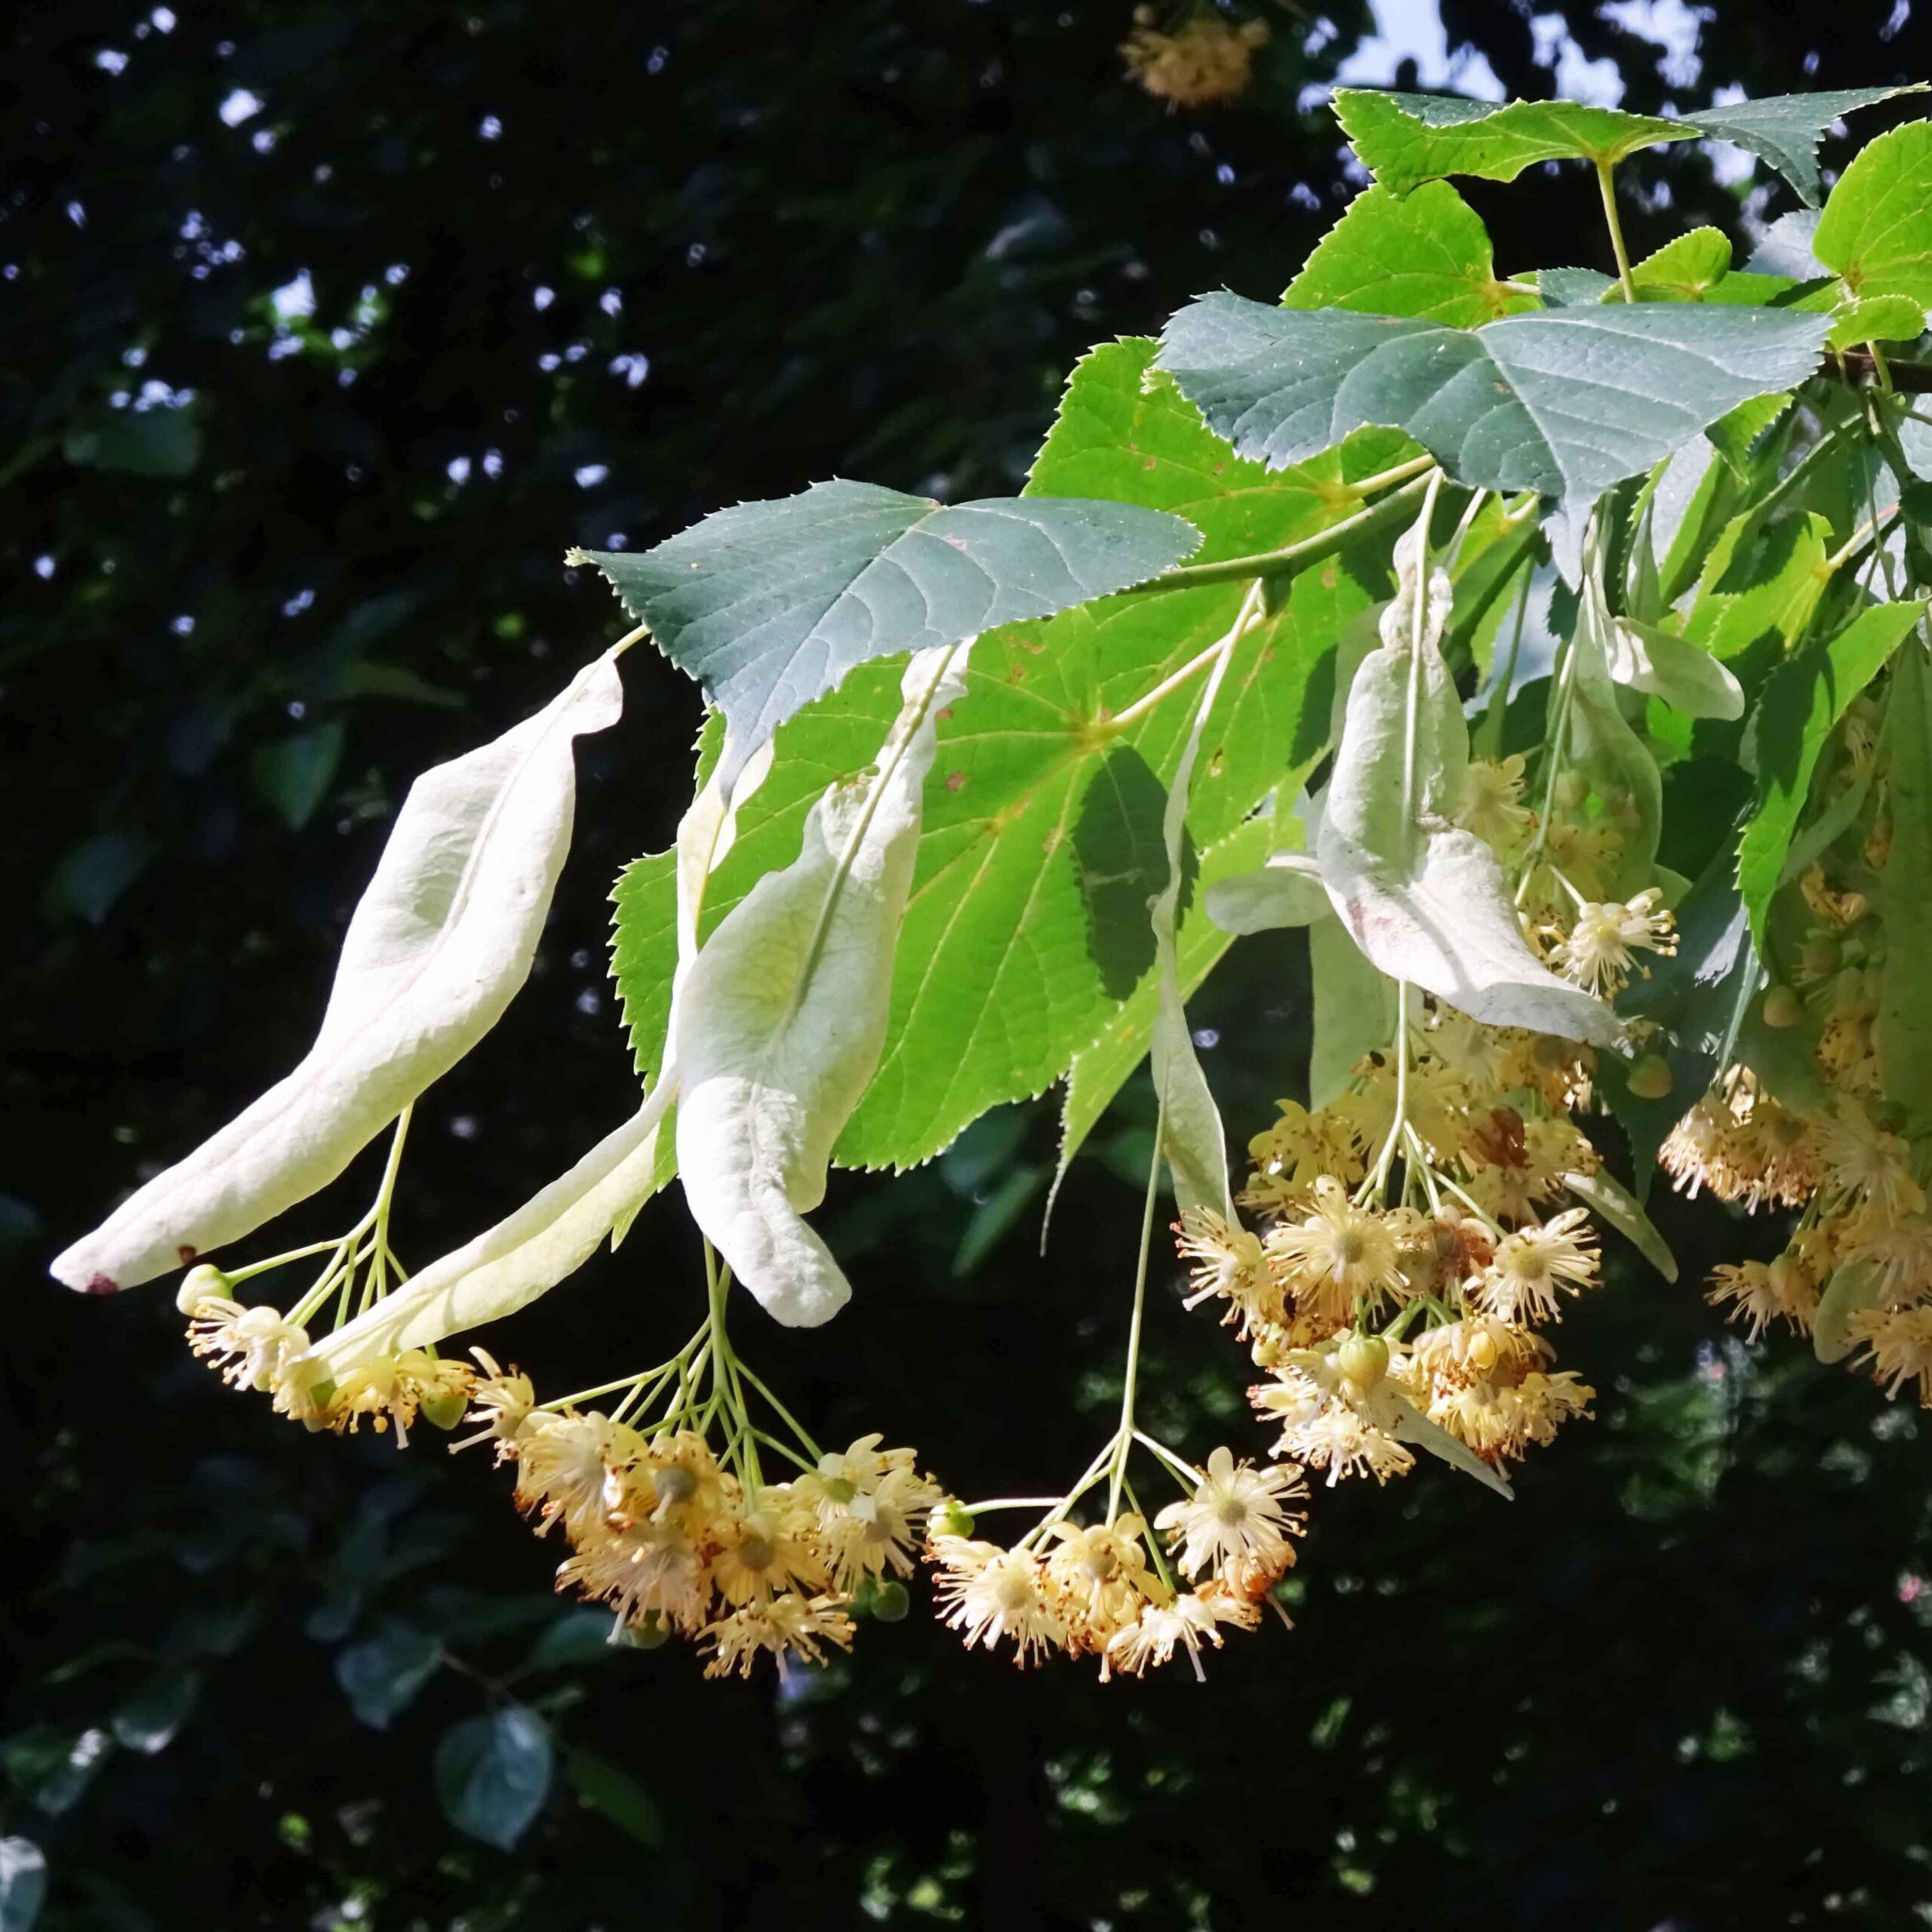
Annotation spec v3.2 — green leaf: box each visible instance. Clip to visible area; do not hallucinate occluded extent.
[251,721,346,830]
[1691,86,1926,208]
[434,1708,552,1851]
[611,847,678,1081]
[1737,601,1923,950]
[1282,183,1536,326]
[1561,1165,1677,1282]
[1333,89,1690,197]
[1826,293,1927,350]
[0,1838,46,1932]
[1876,636,1932,1133]
[952,1162,1049,1277]
[1629,228,1734,302]
[1684,510,1836,663]
[109,1669,200,1755]
[335,1620,442,1731]
[1055,812,1278,1188]
[566,1746,665,1849]
[1816,120,1932,305]
[1814,1259,1887,1364]
[1204,850,1330,934]
[526,1607,622,1669]
[825,341,1389,1168]
[575,482,1199,781]
[63,405,202,477]
[1156,295,1826,533]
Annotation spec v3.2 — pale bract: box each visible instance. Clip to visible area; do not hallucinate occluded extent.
[52,654,626,1294]
[673,644,970,1326]
[1315,535,1626,1048]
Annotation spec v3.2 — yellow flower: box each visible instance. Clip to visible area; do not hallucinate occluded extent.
[1040,1518,1157,1644]
[930,1540,1067,1666]
[701,1592,855,1680]
[1177,1207,1284,1337]
[1457,754,1534,853]
[1153,1447,1306,1582]
[1707,1255,1818,1340]
[1472,1209,1599,1324]
[1847,1306,1932,1404]
[558,1518,712,1637]
[1266,1177,1406,1324]
[187,1297,310,1392]
[1553,889,1677,996]
[451,1348,536,1462]
[1817,1100,1925,1221]
[710,1490,829,1607]
[514,1411,643,1542]
[1121,14,1269,109]
[1100,1589,1251,1682]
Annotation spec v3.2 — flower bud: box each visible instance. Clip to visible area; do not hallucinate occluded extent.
[420,1392,469,1431]
[1334,1333,1389,1392]
[1627,1054,1674,1100]
[872,1580,911,1623]
[623,1611,671,1651]
[1554,770,1590,811]
[928,1500,975,1540]
[176,1263,232,1316]
[1761,984,1804,1030]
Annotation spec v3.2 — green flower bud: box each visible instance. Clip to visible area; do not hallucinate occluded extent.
[1761,984,1804,1030]
[1553,769,1591,811]
[420,1392,469,1431]
[928,1501,976,1540]
[1334,1333,1389,1391]
[175,1263,232,1316]
[872,1580,911,1623]
[623,1612,671,1651]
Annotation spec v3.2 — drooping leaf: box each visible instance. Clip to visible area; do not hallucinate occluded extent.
[1604,614,1744,720]
[575,483,1198,783]
[1333,89,1690,197]
[1876,635,1932,1134]
[1282,182,1535,326]
[434,1709,552,1851]
[1737,600,1923,950]
[335,1620,442,1732]
[1156,294,1827,537]
[675,648,966,1324]
[0,1838,47,1932]
[1700,86,1929,207]
[51,654,626,1294]
[1815,120,1932,305]
[1316,533,1626,1047]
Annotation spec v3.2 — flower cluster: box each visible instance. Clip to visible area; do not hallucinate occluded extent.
[181,1268,475,1444]
[467,1367,946,1678]
[1120,9,1269,108]
[1186,1003,1603,1485]
[1666,683,1932,1406]
[924,1446,1305,1679]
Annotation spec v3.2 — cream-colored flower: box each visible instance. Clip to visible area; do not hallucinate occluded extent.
[1266,1177,1407,1324]
[1707,1254,1818,1340]
[514,1411,643,1541]
[1456,754,1534,853]
[1177,1208,1284,1337]
[930,1540,1066,1666]
[1553,889,1677,996]
[1040,1518,1157,1644]
[1154,1447,1306,1582]
[1472,1210,1599,1324]
[701,1592,855,1679]
[1847,1306,1932,1404]
[1817,1100,1925,1222]
[451,1348,537,1461]
[711,1491,829,1607]
[188,1297,310,1392]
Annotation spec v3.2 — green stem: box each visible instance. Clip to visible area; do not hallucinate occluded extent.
[1122,470,1436,595]
[1596,159,1637,303]
[1106,1094,1168,1524]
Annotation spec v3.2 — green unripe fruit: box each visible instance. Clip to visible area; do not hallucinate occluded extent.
[928,1501,976,1540]
[420,1392,469,1431]
[1628,1053,1675,1100]
[1334,1333,1389,1391]
[175,1263,232,1316]
[820,1475,857,1505]
[1761,984,1804,1030]
[872,1580,911,1623]
[624,1613,671,1651]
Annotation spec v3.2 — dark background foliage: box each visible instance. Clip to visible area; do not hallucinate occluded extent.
[5,2,1932,1926]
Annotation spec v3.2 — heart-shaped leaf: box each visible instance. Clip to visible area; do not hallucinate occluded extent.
[1157,294,1826,534]
[434,1709,552,1851]
[576,483,1198,783]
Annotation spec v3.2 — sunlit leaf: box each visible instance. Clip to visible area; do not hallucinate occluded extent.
[1157,294,1826,534]
[1695,86,1924,208]
[1816,119,1932,305]
[576,483,1198,782]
